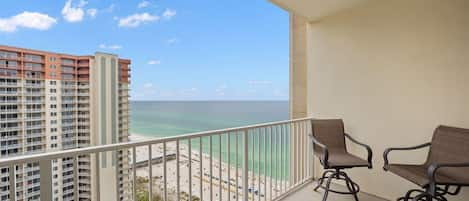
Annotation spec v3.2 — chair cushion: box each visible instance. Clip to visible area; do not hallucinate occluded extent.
[322,151,369,168]
[387,164,469,187]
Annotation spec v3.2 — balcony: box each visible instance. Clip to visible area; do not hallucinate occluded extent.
[0,118,317,201]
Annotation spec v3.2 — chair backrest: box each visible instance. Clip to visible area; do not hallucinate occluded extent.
[311,119,347,153]
[426,125,469,181]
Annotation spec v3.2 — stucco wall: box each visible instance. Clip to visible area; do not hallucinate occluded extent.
[305,0,469,200]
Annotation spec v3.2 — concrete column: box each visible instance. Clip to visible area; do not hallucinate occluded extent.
[289,14,308,119]
[289,14,310,185]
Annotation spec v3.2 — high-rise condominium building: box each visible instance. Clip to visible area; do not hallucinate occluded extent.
[0,45,131,201]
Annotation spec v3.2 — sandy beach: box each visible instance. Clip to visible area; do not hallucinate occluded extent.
[129,134,284,201]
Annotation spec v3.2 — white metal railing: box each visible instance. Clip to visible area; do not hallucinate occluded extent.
[0,117,314,201]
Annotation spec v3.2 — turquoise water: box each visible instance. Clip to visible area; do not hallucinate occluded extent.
[130,101,289,137]
[130,101,290,178]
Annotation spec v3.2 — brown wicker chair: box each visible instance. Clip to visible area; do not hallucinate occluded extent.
[310,119,373,201]
[384,125,469,201]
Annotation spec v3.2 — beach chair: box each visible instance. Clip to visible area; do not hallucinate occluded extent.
[310,119,373,201]
[384,125,469,201]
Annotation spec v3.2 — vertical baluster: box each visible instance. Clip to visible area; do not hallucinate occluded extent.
[288,123,292,188]
[176,140,180,201]
[282,124,287,191]
[295,122,300,183]
[200,137,203,201]
[302,121,306,182]
[289,123,293,189]
[219,134,222,201]
[269,126,273,201]
[39,159,52,201]
[257,128,261,201]
[251,130,254,201]
[305,121,308,181]
[148,145,153,201]
[189,139,192,201]
[164,142,168,201]
[210,135,213,201]
[132,147,137,201]
[74,156,79,201]
[279,125,285,192]
[242,129,249,201]
[305,121,311,179]
[299,121,303,182]
[275,125,278,198]
[227,133,231,201]
[95,152,101,200]
[236,132,239,201]
[263,128,267,201]
[9,165,16,201]
[308,119,314,179]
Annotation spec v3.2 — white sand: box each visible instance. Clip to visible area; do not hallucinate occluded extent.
[129,133,285,201]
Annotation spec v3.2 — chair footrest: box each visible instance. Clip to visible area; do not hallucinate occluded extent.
[314,170,360,201]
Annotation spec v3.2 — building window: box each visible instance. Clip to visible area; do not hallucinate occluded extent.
[50,89,56,93]
[50,81,56,85]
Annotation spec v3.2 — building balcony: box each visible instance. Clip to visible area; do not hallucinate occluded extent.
[0,118,321,201]
[24,108,45,113]
[0,81,19,87]
[62,84,76,89]
[0,109,19,113]
[24,83,44,88]
[77,84,89,89]
[0,90,20,95]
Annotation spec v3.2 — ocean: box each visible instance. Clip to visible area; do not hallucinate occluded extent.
[130,101,289,137]
[130,101,290,178]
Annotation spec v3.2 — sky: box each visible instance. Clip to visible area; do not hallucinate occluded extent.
[0,0,289,101]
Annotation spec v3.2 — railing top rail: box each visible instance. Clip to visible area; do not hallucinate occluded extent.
[0,117,312,166]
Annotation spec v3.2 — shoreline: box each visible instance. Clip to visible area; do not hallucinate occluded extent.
[129,133,281,200]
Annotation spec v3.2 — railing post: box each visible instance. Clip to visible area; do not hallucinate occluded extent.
[39,160,53,201]
[9,165,16,201]
[308,119,315,180]
[242,129,249,201]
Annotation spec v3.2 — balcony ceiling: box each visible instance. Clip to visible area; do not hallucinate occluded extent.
[270,0,369,21]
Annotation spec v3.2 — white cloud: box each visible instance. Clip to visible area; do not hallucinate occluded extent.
[162,9,176,20]
[138,1,150,8]
[0,12,57,33]
[148,60,161,65]
[215,84,228,96]
[118,13,159,28]
[99,44,122,50]
[86,8,97,18]
[143,83,154,88]
[167,38,180,45]
[62,0,87,22]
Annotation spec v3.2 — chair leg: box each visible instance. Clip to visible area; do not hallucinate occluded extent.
[315,169,361,201]
[314,170,333,192]
[322,174,334,201]
[343,173,359,201]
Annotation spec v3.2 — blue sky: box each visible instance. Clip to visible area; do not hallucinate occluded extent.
[0,0,289,101]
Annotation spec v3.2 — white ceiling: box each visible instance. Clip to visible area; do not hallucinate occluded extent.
[270,0,369,21]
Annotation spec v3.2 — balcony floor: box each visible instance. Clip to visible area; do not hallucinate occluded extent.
[280,181,388,201]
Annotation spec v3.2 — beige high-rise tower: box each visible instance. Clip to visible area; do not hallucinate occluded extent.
[0,45,130,201]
